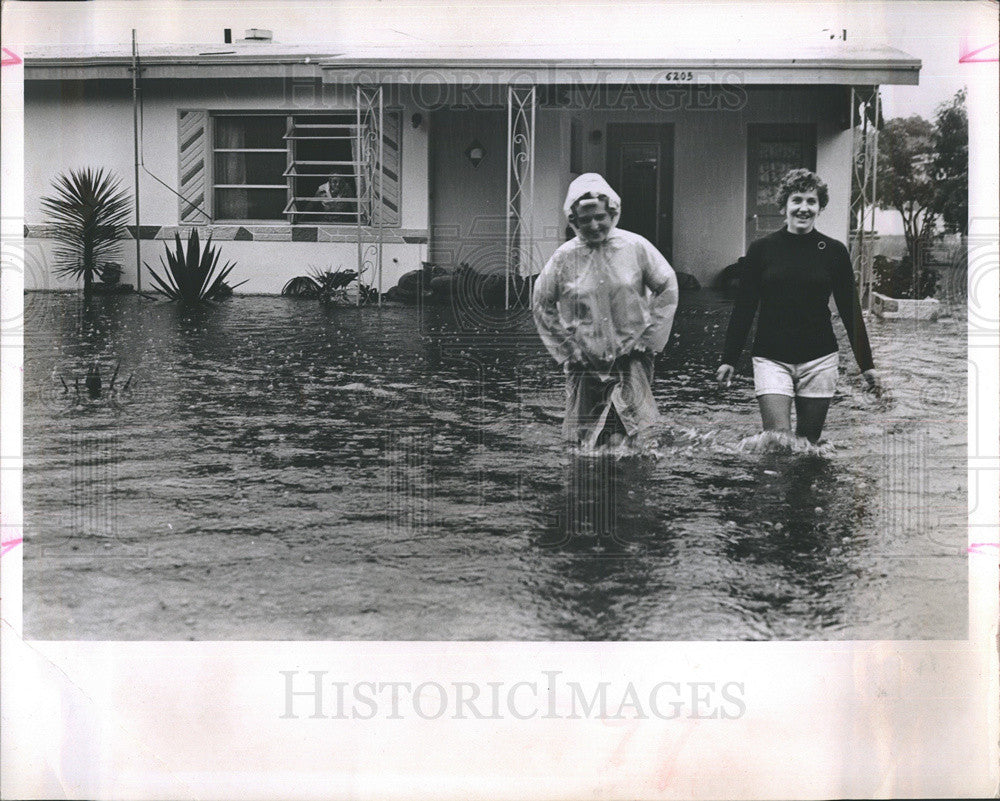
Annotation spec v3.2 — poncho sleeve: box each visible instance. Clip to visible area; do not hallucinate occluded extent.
[532,253,583,365]
[637,238,679,354]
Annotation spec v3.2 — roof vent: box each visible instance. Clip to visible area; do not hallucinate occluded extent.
[244,28,273,42]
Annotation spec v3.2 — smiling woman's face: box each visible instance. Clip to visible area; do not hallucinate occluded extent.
[783,190,822,234]
[571,198,612,245]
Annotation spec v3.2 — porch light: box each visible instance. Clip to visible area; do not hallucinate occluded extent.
[465,140,486,168]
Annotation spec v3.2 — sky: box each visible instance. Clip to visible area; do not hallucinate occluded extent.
[871,0,992,119]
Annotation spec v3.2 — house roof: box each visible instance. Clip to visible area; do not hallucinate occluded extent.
[22,3,920,87]
[23,41,921,86]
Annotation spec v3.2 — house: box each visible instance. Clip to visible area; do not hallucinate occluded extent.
[20,8,920,297]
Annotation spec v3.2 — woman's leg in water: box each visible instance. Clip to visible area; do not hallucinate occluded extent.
[595,405,628,448]
[793,396,831,443]
[757,394,793,433]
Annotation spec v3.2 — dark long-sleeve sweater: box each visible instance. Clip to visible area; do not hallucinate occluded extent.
[721,227,875,372]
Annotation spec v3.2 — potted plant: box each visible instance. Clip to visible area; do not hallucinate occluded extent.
[100,262,123,287]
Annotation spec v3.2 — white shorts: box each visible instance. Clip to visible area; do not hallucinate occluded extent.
[752,352,839,398]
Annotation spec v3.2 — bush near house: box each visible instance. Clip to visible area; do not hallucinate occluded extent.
[146,229,242,305]
[874,89,968,290]
[280,268,377,305]
[40,167,132,295]
[384,262,532,308]
[871,254,938,300]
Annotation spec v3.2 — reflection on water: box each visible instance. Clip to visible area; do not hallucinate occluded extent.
[22,292,967,640]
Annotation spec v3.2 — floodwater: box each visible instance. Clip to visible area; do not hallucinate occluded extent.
[22,291,967,640]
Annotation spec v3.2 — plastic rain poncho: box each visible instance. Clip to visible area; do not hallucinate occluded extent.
[532,173,679,447]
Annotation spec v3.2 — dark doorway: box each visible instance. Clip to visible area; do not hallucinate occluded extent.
[606,123,674,260]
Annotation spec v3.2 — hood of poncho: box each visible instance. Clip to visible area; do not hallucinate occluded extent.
[563,173,621,237]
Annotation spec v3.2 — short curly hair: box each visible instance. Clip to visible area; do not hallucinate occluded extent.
[775,168,829,211]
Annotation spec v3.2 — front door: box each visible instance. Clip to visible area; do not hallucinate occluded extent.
[606,124,674,260]
[745,124,816,246]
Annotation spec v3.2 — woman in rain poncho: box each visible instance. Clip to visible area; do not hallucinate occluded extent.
[532,173,679,450]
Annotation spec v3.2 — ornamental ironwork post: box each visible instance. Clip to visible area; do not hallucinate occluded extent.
[356,85,385,305]
[849,86,881,312]
[506,85,536,309]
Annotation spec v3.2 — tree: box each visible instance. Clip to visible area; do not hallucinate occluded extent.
[874,115,938,267]
[40,168,132,295]
[931,88,968,235]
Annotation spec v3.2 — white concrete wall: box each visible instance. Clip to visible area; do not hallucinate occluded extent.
[427,106,568,277]
[24,78,431,293]
[530,109,571,271]
[427,108,507,271]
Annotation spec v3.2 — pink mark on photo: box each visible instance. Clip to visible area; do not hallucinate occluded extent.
[1,537,23,557]
[967,542,999,555]
[959,42,999,63]
[0,48,22,67]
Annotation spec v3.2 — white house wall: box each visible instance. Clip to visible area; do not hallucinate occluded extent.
[24,78,431,293]
[531,110,570,273]
[427,108,507,271]
[428,106,566,277]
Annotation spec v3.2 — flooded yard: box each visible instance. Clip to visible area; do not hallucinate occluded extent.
[22,291,967,640]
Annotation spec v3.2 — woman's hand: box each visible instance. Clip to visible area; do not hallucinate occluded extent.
[715,364,735,388]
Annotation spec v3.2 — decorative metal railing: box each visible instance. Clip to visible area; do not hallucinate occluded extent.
[356,84,385,304]
[849,86,881,311]
[506,85,536,309]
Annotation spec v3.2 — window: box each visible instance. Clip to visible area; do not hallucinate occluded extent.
[284,114,362,224]
[213,115,288,220]
[205,111,400,225]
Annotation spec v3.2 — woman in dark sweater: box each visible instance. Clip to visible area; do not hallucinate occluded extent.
[715,168,881,443]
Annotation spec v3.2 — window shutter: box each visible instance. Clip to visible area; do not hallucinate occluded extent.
[178,110,211,223]
[373,112,401,227]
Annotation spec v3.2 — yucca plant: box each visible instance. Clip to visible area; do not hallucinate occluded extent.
[39,168,132,294]
[146,229,242,305]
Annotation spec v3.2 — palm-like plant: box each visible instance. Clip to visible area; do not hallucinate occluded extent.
[146,229,242,304]
[39,168,132,294]
[309,267,358,304]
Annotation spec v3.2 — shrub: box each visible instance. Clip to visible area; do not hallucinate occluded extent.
[310,268,358,305]
[145,229,242,304]
[281,276,320,297]
[871,254,938,299]
[40,168,132,294]
[281,267,377,305]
